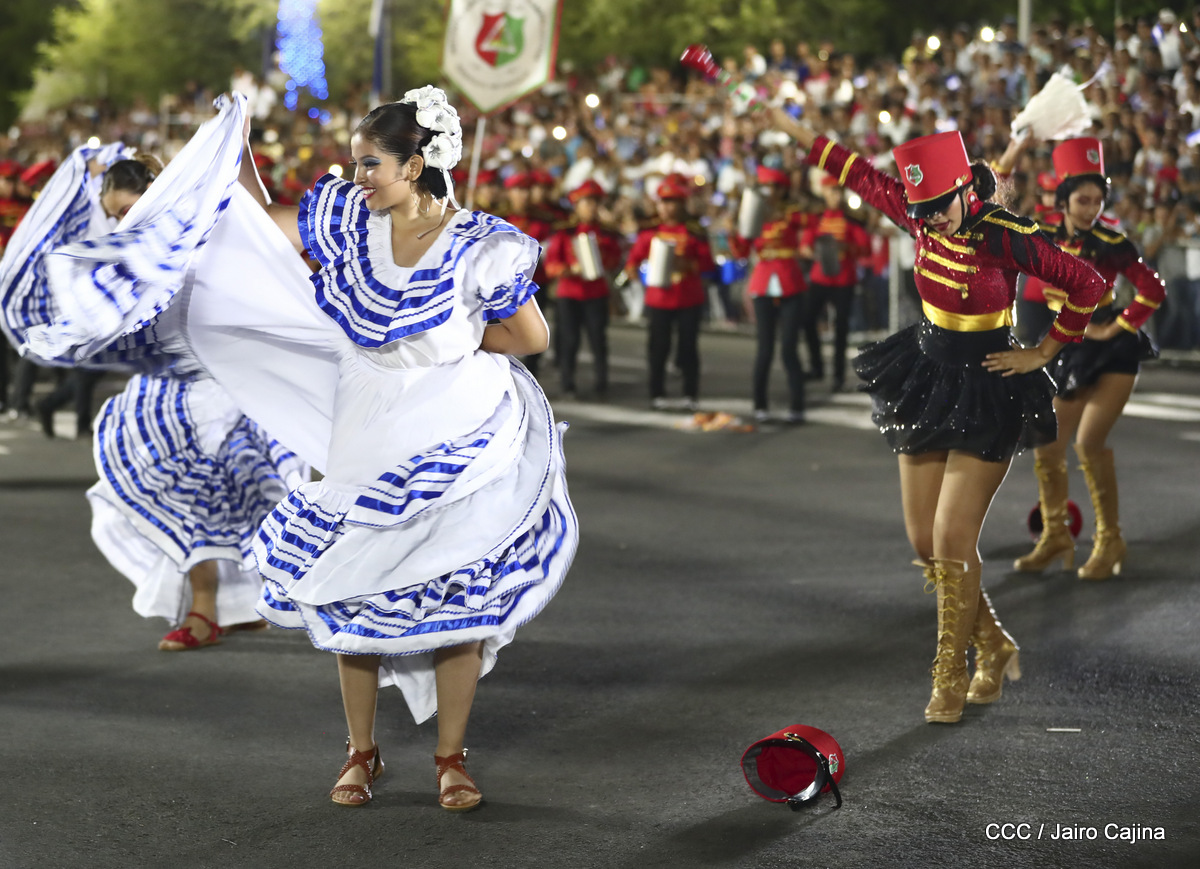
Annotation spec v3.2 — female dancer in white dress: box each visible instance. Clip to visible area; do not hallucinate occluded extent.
[0,146,307,651]
[30,91,577,811]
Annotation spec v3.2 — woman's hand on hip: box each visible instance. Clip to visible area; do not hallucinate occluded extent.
[982,346,1052,376]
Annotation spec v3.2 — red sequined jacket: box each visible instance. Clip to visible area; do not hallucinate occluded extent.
[807,137,1106,342]
[1024,212,1165,333]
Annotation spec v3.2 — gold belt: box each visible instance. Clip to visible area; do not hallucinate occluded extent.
[922,300,1012,332]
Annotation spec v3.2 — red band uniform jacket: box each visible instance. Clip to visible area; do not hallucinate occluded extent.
[544,221,625,300]
[626,223,716,310]
[730,218,807,298]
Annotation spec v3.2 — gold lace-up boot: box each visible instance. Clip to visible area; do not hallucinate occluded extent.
[1013,456,1075,572]
[918,558,980,724]
[1075,445,1126,580]
[966,589,1021,704]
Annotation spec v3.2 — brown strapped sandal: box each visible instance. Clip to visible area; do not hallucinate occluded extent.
[436,750,482,812]
[158,611,224,651]
[330,741,385,807]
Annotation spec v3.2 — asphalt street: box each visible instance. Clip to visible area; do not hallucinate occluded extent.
[2,325,1198,869]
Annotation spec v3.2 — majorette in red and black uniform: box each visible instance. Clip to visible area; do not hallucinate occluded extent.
[806,131,1106,461]
[543,179,624,397]
[624,175,716,409]
[1023,139,1164,397]
[729,165,808,420]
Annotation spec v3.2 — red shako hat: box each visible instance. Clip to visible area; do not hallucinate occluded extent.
[0,160,23,179]
[504,172,534,190]
[476,168,500,186]
[531,169,557,188]
[742,724,845,810]
[568,178,605,202]
[657,177,690,200]
[756,165,790,187]
[892,131,972,218]
[1052,137,1105,182]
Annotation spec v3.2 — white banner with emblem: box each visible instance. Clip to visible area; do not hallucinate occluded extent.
[441,0,562,114]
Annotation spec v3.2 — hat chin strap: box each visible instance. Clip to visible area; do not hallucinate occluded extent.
[782,733,843,811]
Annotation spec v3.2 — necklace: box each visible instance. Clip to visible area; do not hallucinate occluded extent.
[414,206,449,239]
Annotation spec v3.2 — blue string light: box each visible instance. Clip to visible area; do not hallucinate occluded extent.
[277,0,329,115]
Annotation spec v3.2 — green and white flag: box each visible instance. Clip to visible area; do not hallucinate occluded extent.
[442,0,562,114]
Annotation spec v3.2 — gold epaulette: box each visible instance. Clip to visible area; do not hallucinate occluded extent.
[1090,225,1126,245]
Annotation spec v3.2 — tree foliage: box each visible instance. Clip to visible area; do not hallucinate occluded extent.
[0,0,71,128]
[32,0,276,108]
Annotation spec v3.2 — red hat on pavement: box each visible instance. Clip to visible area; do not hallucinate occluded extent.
[756,165,790,187]
[0,160,23,179]
[20,159,57,188]
[657,177,690,200]
[477,168,500,186]
[892,131,972,218]
[504,171,534,190]
[1052,137,1105,181]
[568,178,605,202]
[742,725,845,810]
[1036,171,1058,192]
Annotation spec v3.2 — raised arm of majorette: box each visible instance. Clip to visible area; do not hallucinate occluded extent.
[805,135,916,234]
[990,129,1034,181]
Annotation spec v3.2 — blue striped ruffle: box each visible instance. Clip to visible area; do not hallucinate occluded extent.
[0,142,131,357]
[253,397,511,585]
[299,175,539,347]
[27,95,247,368]
[256,482,574,651]
[94,374,305,567]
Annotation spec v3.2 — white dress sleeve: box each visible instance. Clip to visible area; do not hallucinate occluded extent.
[466,229,541,320]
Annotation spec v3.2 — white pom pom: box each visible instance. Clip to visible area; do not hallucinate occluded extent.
[1010,71,1093,140]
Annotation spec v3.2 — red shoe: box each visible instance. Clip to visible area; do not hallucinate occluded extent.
[158,611,223,651]
[436,750,482,812]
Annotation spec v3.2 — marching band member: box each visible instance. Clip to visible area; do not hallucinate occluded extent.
[1013,138,1165,580]
[543,179,623,399]
[623,175,715,411]
[800,175,871,392]
[730,165,808,422]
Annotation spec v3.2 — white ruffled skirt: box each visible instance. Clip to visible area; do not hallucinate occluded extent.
[88,374,308,626]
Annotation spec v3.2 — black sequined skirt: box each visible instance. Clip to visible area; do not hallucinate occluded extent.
[854,319,1057,463]
[1048,309,1158,398]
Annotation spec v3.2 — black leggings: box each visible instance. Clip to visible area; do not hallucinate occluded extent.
[557,296,610,393]
[804,283,854,384]
[646,304,702,400]
[752,295,805,413]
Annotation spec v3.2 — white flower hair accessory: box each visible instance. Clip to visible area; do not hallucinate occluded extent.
[401,85,463,171]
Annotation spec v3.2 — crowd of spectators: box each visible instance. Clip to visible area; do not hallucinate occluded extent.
[4,7,1200,422]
